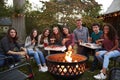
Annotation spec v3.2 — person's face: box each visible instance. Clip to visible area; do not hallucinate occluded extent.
[76,20,82,28]
[33,30,37,37]
[53,27,59,35]
[63,27,69,35]
[44,30,50,37]
[103,26,109,34]
[92,25,99,33]
[10,29,16,38]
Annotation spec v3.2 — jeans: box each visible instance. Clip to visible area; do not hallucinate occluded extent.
[0,54,5,66]
[96,50,120,69]
[27,49,45,66]
[0,53,21,66]
[7,54,21,63]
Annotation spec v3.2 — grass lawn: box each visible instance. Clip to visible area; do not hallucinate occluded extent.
[30,56,118,80]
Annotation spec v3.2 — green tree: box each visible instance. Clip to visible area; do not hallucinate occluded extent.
[81,0,103,32]
[0,0,13,17]
[25,0,103,34]
[47,0,103,31]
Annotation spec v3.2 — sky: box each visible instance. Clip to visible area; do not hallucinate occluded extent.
[7,0,113,13]
[95,0,113,13]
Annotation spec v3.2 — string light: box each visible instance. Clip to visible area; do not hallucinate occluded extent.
[12,11,120,18]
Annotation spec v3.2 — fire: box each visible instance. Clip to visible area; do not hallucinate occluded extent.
[65,45,73,62]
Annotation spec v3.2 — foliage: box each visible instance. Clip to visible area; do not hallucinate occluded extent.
[82,16,103,33]
[0,0,32,17]
[25,11,42,35]
[0,0,13,17]
[0,28,6,39]
[0,0,103,34]
[42,0,103,31]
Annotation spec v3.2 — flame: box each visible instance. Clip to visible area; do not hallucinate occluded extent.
[65,45,73,62]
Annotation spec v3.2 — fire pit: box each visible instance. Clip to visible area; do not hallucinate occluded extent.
[46,46,87,80]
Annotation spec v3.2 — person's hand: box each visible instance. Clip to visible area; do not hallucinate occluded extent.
[78,39,83,44]
[96,40,103,46]
[96,40,99,44]
[20,49,30,60]
[95,52,100,56]
[96,39,104,44]
[62,39,66,45]
[19,51,27,56]
[20,47,27,52]
[88,37,92,43]
[105,51,111,55]
[62,38,70,45]
[105,52,108,55]
[31,39,36,44]
[25,54,30,60]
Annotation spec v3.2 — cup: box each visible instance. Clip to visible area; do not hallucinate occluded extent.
[44,42,48,47]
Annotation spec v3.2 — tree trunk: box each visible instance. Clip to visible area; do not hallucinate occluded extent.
[12,0,26,43]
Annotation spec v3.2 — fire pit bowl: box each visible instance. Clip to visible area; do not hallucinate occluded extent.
[46,53,87,80]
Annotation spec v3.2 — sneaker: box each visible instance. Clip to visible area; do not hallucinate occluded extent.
[39,67,45,72]
[94,72,107,79]
[9,63,19,69]
[43,66,48,72]
[39,66,48,72]
[9,65,14,69]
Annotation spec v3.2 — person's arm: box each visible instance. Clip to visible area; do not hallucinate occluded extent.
[70,34,75,46]
[38,35,44,47]
[1,37,27,56]
[1,37,11,54]
[96,39,103,46]
[96,35,104,45]
[24,36,32,48]
[109,39,119,51]
[7,50,26,56]
[73,31,78,43]
[62,38,69,45]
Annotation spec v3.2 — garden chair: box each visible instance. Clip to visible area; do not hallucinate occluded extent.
[0,55,34,80]
[113,56,120,66]
[109,67,120,80]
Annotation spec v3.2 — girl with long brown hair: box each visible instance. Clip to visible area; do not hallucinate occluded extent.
[0,28,27,66]
[94,24,120,79]
[25,29,48,72]
[38,28,50,47]
[62,26,74,48]
[50,26,63,45]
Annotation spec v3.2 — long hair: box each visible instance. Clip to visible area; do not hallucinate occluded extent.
[30,29,39,45]
[7,28,18,42]
[103,23,117,41]
[62,26,71,37]
[40,28,50,44]
[51,26,61,41]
